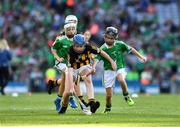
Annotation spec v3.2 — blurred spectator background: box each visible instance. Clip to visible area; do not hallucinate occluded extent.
[0,0,179,94]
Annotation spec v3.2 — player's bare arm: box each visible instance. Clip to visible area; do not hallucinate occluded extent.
[131,48,147,63]
[91,59,99,74]
[51,48,64,62]
[100,50,117,71]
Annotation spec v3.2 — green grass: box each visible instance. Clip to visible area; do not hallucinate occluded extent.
[0,93,180,127]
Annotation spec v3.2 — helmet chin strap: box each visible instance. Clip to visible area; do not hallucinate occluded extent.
[66,34,74,39]
[66,30,77,40]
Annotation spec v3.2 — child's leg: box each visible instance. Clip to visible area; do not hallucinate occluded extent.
[116,72,134,106]
[58,73,65,95]
[78,66,94,100]
[74,83,87,106]
[84,75,100,113]
[104,87,112,113]
[55,70,77,110]
[73,68,88,108]
[79,66,100,113]
[116,73,129,93]
[83,75,94,100]
[103,70,116,113]
[54,73,65,112]
[59,68,74,113]
[47,76,64,96]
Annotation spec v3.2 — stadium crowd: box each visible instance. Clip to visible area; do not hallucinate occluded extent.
[0,0,179,93]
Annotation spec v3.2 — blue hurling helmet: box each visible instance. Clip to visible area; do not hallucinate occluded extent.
[73,34,85,45]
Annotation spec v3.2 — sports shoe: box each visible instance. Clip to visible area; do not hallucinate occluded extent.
[89,101,100,113]
[104,107,111,113]
[79,100,88,110]
[69,96,78,108]
[81,100,88,107]
[54,97,61,112]
[124,95,134,106]
[82,108,92,115]
[58,106,67,114]
[47,80,55,94]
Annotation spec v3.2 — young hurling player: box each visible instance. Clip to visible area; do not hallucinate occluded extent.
[59,34,117,114]
[48,15,94,112]
[93,27,147,113]
[50,22,78,112]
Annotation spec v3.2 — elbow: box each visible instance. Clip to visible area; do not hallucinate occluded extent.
[51,48,56,54]
[131,48,136,53]
[131,47,135,51]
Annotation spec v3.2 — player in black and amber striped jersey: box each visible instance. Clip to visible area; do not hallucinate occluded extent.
[59,34,116,113]
[69,43,101,69]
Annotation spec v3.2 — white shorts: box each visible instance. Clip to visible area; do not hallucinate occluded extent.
[103,68,127,88]
[79,81,86,95]
[54,60,67,72]
[73,65,92,79]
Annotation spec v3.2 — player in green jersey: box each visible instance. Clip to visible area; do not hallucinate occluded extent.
[50,22,78,111]
[94,27,147,113]
[48,15,90,113]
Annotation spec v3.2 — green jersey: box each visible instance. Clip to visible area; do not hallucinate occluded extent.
[52,36,73,64]
[97,40,132,70]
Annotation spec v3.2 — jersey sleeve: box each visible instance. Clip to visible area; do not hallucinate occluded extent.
[118,41,132,53]
[94,54,102,61]
[51,36,63,50]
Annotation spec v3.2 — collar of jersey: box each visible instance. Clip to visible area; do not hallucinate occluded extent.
[65,35,73,41]
[104,41,116,48]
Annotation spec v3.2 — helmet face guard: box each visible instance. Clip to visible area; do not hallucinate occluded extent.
[64,23,76,29]
[104,27,118,46]
[105,27,118,38]
[64,23,77,38]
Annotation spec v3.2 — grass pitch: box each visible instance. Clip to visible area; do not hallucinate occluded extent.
[0,93,180,127]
